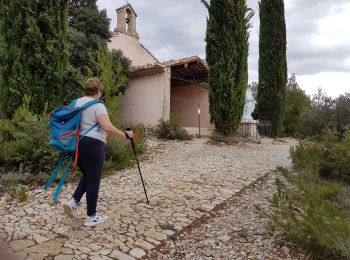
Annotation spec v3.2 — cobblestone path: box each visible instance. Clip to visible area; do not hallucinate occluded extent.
[0,138,295,260]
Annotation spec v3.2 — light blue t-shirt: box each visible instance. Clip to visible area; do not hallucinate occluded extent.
[76,97,108,143]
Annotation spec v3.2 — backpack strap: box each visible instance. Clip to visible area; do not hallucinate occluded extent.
[80,123,100,140]
[78,99,104,110]
[43,153,64,190]
[70,99,78,108]
[70,99,103,110]
[53,154,74,203]
[72,123,99,166]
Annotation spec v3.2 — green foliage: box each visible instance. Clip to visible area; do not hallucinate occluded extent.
[67,27,91,74]
[63,65,84,102]
[335,93,350,131]
[209,131,238,145]
[0,172,50,188]
[155,116,192,140]
[111,49,132,76]
[299,90,350,137]
[0,96,58,177]
[299,89,335,136]
[290,141,322,173]
[8,187,28,202]
[105,137,134,172]
[290,130,350,184]
[0,0,69,116]
[264,168,350,259]
[203,0,253,135]
[90,43,129,127]
[318,130,350,183]
[255,0,287,136]
[68,0,111,73]
[283,74,311,136]
[266,131,350,258]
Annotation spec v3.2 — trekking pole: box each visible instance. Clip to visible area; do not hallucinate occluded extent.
[125,129,150,204]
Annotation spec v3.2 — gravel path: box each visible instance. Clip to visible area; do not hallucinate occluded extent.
[0,137,299,259]
[149,171,307,260]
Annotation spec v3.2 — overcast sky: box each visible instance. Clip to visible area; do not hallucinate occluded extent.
[97,0,350,98]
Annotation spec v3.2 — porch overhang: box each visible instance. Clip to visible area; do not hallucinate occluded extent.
[163,56,209,88]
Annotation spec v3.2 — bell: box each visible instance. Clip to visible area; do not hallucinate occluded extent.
[125,18,130,24]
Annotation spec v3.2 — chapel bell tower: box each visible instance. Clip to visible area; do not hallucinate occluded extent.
[115,3,139,39]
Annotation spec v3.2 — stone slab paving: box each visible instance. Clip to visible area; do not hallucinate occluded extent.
[0,138,296,259]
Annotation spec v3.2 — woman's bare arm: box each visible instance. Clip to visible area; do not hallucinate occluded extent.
[96,114,133,139]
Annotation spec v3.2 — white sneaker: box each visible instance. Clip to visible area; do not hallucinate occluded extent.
[63,199,78,218]
[84,214,108,227]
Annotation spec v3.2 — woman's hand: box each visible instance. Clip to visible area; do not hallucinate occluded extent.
[125,131,134,139]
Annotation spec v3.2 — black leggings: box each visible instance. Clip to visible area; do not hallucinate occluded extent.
[72,136,105,216]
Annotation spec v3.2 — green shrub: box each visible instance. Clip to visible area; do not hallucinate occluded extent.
[262,167,350,259]
[209,131,238,145]
[290,141,322,172]
[318,130,350,183]
[155,116,192,140]
[0,96,58,179]
[290,130,350,184]
[8,187,28,202]
[335,186,350,215]
[105,137,134,172]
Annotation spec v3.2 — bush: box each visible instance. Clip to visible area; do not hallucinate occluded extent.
[261,167,350,259]
[290,130,350,184]
[298,90,350,137]
[8,187,28,202]
[209,131,238,145]
[155,116,192,140]
[318,130,350,183]
[263,130,350,259]
[290,140,322,173]
[0,96,58,180]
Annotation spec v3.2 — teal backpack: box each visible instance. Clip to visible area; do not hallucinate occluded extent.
[44,99,103,202]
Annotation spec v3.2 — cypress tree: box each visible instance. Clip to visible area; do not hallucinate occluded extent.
[203,0,252,135]
[0,0,69,116]
[255,0,287,136]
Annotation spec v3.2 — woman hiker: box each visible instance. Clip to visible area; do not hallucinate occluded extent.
[63,77,133,227]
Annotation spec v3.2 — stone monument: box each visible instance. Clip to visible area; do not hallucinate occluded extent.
[238,85,258,137]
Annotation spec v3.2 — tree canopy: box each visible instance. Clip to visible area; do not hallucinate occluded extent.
[0,0,69,116]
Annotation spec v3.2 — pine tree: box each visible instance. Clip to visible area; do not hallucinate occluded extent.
[202,0,252,135]
[0,0,69,116]
[255,0,287,136]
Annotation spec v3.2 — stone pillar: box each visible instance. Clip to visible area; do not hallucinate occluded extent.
[162,67,171,121]
[130,14,139,39]
[116,9,126,33]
